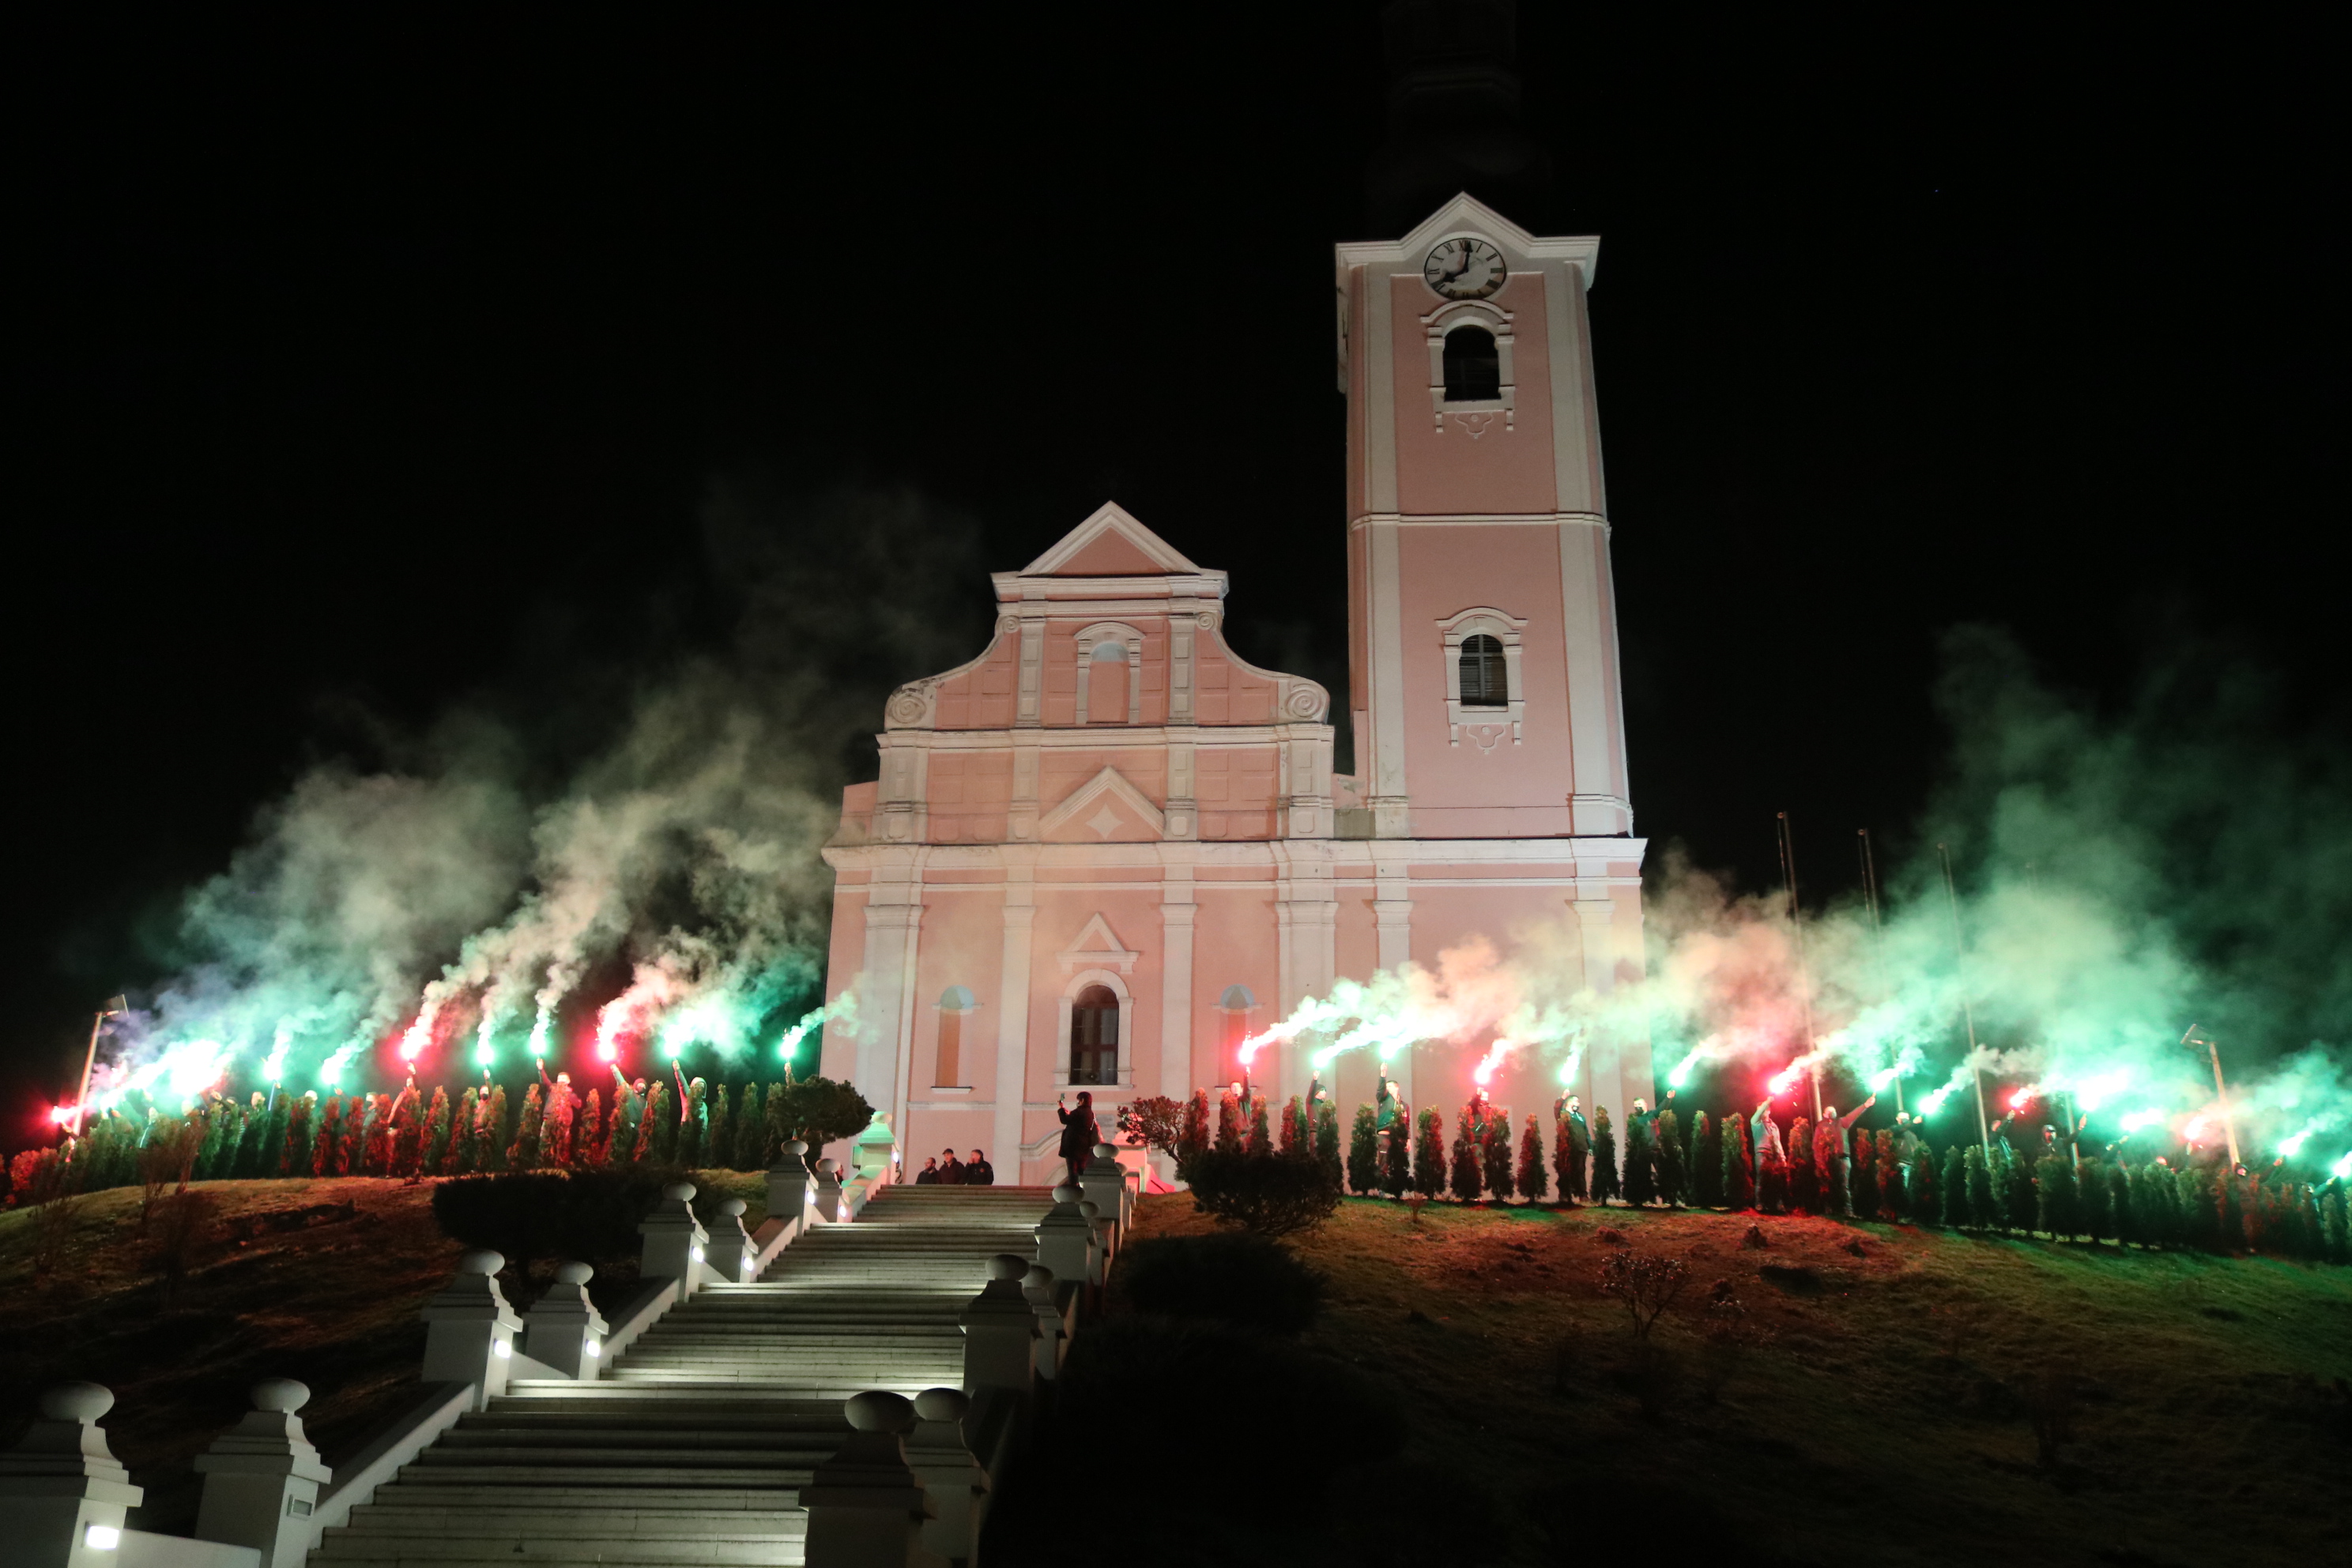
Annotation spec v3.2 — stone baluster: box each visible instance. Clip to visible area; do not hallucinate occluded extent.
[193,1378,332,1568]
[1080,1141,1128,1241]
[957,1254,1037,1400]
[637,1182,710,1295]
[797,1391,932,1568]
[523,1262,609,1379]
[420,1250,525,1412]
[1033,1185,1090,1288]
[1020,1265,1065,1380]
[767,1139,814,1233]
[812,1158,844,1223]
[1077,1200,1107,1288]
[850,1111,898,1189]
[0,1382,142,1568]
[710,1198,757,1281]
[906,1389,988,1568]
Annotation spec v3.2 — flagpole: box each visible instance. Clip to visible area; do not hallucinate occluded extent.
[69,997,127,1136]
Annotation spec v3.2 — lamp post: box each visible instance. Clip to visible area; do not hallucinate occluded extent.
[2182,1024,2241,1167]
[1936,846,1989,1157]
[69,997,129,1136]
[1857,827,1900,1116]
[1777,812,1823,1121]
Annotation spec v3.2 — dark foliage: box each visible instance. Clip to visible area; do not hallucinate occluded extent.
[1177,1147,1342,1237]
[1118,1233,1325,1335]
[431,1168,677,1274]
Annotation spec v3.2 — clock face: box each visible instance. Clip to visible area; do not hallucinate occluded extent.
[1423,237,1507,300]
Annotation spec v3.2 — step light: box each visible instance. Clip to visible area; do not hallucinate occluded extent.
[85,1527,121,1551]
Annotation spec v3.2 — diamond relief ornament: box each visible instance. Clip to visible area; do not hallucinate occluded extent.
[1087,804,1124,838]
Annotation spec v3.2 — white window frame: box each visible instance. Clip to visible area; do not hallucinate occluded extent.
[933,986,978,1091]
[1423,296,1516,435]
[1055,969,1136,1091]
[1438,606,1528,752]
[1073,621,1144,726]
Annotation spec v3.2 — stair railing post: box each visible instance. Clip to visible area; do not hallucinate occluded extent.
[766,1138,814,1235]
[957,1254,1038,1403]
[0,1382,142,1568]
[522,1262,609,1379]
[1020,1265,1066,1380]
[850,1111,898,1190]
[797,1391,932,1568]
[636,1182,709,1296]
[1033,1185,1090,1293]
[1077,1200,1107,1289]
[812,1159,844,1223]
[193,1378,333,1568]
[906,1389,988,1568]
[1080,1142,1126,1254]
[710,1198,757,1282]
[420,1250,524,1412]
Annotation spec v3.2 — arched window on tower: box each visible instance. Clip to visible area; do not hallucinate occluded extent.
[1443,326,1501,402]
[1459,633,1508,707]
[1069,985,1120,1086]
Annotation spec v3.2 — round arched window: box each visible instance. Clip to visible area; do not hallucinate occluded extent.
[1070,985,1120,1085]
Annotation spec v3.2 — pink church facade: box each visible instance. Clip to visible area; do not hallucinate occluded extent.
[820,195,1652,1182]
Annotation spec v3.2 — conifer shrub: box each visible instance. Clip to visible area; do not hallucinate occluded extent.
[1786,1118,1816,1213]
[1381,1102,1412,1197]
[510,1085,546,1170]
[2080,1156,2114,1242]
[314,1097,345,1176]
[1809,1119,1837,1212]
[734,1083,770,1169]
[677,1079,708,1167]
[2181,1167,2220,1253]
[285,1095,316,1178]
[1691,1112,1721,1208]
[1622,1111,1657,1207]
[1966,1145,1993,1230]
[1654,1110,1686,1208]
[1215,1091,1244,1155]
[1591,1110,1621,1204]
[1279,1096,1306,1159]
[229,1094,269,1178]
[1480,1106,1513,1200]
[1246,1096,1273,1159]
[2035,1154,2079,1240]
[480,1085,511,1172]
[1346,1104,1380,1195]
[1878,1131,1906,1219]
[360,1095,390,1176]
[632,1084,669,1165]
[706,1086,731,1168]
[1315,1101,1342,1185]
[1176,1148,1342,1237]
[1118,1232,1326,1333]
[579,1090,608,1166]
[1723,1114,1754,1210]
[2218,1173,2248,1253]
[1412,1107,1446,1199]
[2003,1144,2037,1234]
[388,1085,423,1178]
[1555,1112,1589,1204]
[2321,1181,2350,1265]
[1448,1104,1484,1203]
[1517,1114,1549,1204]
[1851,1129,1879,1220]
[1178,1091,1212,1163]
[421,1088,453,1174]
[1907,1144,1936,1225]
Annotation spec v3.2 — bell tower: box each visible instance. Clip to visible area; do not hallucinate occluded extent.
[1336,194,1635,842]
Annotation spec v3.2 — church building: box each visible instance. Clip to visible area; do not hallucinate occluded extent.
[819,192,1652,1182]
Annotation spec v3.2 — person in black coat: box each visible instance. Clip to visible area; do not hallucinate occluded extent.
[939,1148,965,1185]
[914,1157,940,1185]
[963,1149,995,1185]
[1057,1091,1099,1188]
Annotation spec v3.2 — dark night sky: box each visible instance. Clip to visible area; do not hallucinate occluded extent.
[5,7,2341,1111]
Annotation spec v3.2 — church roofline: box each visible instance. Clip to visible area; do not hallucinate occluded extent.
[1333,191,1599,286]
[995,500,1230,603]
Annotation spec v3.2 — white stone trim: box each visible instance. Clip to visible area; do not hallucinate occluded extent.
[1349,511,1609,531]
[1057,912,1141,975]
[1333,194,1599,287]
[827,835,1649,873]
[1035,764,1167,841]
[1055,967,1136,1091]
[1019,500,1204,575]
[1423,298,1516,435]
[1437,605,1528,752]
[1073,621,1144,726]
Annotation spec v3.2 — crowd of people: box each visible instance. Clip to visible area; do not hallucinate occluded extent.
[1150,1076,2350,1265]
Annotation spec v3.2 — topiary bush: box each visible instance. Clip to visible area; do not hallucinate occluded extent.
[1177,1146,1342,1237]
[431,1167,678,1276]
[1117,1232,1325,1334]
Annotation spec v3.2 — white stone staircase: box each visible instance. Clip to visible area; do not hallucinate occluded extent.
[310,1185,1047,1568]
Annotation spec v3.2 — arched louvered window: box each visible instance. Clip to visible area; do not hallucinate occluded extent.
[1069,985,1120,1086]
[935,986,976,1087]
[1459,633,1507,707]
[1443,326,1501,401]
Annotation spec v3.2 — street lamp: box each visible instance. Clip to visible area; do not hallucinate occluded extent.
[69,996,130,1136]
[2181,1024,2241,1166]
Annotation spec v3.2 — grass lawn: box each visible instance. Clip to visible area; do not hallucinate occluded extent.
[1119,1193,2352,1567]
[0,1170,767,1534]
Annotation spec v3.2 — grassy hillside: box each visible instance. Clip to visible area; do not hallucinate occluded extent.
[0,1171,764,1534]
[1100,1195,2352,1568]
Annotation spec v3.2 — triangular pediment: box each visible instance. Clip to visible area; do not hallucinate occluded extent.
[1020,502,1203,578]
[1057,911,1142,974]
[1036,765,1166,844]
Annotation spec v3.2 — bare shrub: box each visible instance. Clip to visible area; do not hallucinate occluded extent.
[148,1189,220,1307]
[138,1119,202,1235]
[2026,1370,2081,1469]
[1597,1250,1690,1340]
[1698,1278,1768,1403]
